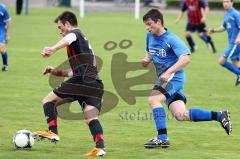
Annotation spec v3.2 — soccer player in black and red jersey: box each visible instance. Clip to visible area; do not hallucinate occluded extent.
[176,0,216,53]
[33,11,106,157]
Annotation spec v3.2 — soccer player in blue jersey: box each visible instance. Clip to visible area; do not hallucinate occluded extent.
[141,9,232,148]
[0,3,10,71]
[209,0,240,86]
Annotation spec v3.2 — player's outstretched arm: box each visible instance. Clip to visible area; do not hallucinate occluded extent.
[41,38,69,58]
[175,11,184,24]
[209,26,225,34]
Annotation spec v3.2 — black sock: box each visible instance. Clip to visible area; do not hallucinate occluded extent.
[186,36,195,51]
[43,102,58,134]
[207,36,216,52]
[211,111,218,121]
[88,119,104,148]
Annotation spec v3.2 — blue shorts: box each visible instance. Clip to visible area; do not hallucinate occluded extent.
[0,27,6,44]
[223,44,240,61]
[153,75,187,106]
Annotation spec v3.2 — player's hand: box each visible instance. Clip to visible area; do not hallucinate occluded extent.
[41,47,55,58]
[159,71,172,83]
[235,38,240,44]
[208,28,214,34]
[43,66,54,75]
[200,17,206,23]
[141,59,151,67]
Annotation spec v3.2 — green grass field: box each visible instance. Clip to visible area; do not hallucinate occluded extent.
[0,8,239,159]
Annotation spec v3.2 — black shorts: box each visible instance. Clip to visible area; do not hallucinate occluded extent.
[53,76,104,110]
[186,23,207,33]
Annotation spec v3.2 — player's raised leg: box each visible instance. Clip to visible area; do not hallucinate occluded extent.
[169,100,232,135]
[219,56,240,76]
[33,91,61,142]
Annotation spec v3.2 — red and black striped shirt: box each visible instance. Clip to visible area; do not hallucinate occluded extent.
[181,0,207,25]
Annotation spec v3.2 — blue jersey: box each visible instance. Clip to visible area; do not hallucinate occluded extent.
[223,7,240,44]
[0,3,10,43]
[146,30,190,80]
[0,3,10,27]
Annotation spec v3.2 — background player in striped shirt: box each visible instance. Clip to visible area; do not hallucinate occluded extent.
[176,0,216,53]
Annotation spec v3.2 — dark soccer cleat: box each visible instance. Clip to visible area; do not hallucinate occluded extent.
[190,45,197,53]
[219,110,232,135]
[144,138,170,149]
[2,65,8,71]
[208,41,216,53]
[235,75,240,86]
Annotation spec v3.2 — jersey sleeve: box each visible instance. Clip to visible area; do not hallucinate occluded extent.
[170,35,191,57]
[181,1,188,12]
[2,5,10,22]
[199,0,208,7]
[64,33,77,45]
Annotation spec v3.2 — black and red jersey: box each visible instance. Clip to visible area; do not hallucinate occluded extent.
[181,0,207,25]
[66,29,100,80]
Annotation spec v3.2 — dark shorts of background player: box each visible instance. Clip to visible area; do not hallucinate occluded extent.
[53,75,104,111]
[186,23,207,33]
[152,85,187,108]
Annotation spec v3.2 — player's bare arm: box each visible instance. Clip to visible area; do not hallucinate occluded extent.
[43,65,71,77]
[141,52,152,67]
[201,6,209,23]
[175,11,184,24]
[209,26,225,34]
[42,38,69,58]
[234,32,240,44]
[6,21,10,43]
[160,54,190,82]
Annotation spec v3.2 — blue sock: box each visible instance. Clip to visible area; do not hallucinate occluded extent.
[152,107,168,140]
[199,34,208,43]
[223,62,240,75]
[189,108,213,121]
[2,51,8,66]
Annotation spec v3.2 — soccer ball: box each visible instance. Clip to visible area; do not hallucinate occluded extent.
[13,130,34,148]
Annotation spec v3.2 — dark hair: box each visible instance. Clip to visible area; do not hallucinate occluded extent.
[54,11,78,26]
[143,9,164,26]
